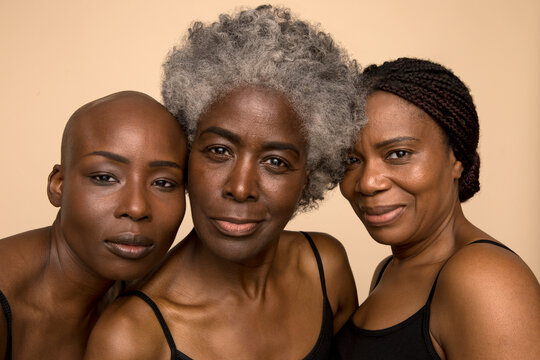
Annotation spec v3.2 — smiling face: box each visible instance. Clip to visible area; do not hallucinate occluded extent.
[48,92,187,280]
[340,91,463,247]
[187,86,308,262]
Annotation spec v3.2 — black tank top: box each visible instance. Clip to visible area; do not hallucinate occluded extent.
[0,289,12,360]
[333,240,515,360]
[123,231,334,360]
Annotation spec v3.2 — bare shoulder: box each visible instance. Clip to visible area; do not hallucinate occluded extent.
[431,240,540,359]
[294,231,358,332]
[0,290,8,357]
[85,293,171,360]
[0,227,50,289]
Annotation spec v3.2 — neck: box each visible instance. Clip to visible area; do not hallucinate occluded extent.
[44,217,115,317]
[390,200,467,266]
[183,229,279,300]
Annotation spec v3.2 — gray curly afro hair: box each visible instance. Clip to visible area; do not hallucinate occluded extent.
[162,5,365,211]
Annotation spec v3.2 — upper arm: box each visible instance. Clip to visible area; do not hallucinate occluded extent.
[431,245,540,359]
[84,298,169,360]
[307,232,358,333]
[0,306,7,360]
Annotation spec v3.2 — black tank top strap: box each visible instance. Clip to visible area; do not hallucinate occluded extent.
[120,290,177,358]
[0,289,12,360]
[300,231,329,299]
[469,239,516,254]
[374,256,393,289]
[426,239,515,306]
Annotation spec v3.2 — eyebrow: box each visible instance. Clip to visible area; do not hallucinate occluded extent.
[86,151,129,164]
[199,126,241,143]
[261,141,300,156]
[148,160,183,169]
[86,151,182,169]
[199,126,301,156]
[375,136,419,149]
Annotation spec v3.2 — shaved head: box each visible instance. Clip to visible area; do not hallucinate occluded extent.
[61,91,180,166]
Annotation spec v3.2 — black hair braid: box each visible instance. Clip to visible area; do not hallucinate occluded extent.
[363,57,480,201]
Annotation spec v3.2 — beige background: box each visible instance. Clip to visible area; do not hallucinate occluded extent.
[1,0,538,297]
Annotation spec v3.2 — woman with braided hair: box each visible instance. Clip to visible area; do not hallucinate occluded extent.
[85,5,361,360]
[334,58,540,359]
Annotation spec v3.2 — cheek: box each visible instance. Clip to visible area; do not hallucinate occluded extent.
[339,173,357,201]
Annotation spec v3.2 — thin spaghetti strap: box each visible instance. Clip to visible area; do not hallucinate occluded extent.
[120,290,177,357]
[469,239,516,254]
[374,256,393,289]
[427,239,515,305]
[0,289,12,360]
[300,231,328,299]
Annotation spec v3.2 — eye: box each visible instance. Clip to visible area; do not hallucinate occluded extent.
[263,156,290,173]
[344,156,361,167]
[205,145,232,161]
[209,146,230,156]
[152,179,177,191]
[90,173,117,184]
[387,150,410,160]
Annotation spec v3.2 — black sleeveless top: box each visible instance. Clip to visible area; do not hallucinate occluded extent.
[124,231,334,360]
[0,289,12,360]
[333,240,515,360]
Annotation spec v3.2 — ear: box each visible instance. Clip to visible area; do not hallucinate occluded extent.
[47,164,64,207]
[449,150,464,180]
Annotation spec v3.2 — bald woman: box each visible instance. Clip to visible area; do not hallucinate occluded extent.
[0,91,188,359]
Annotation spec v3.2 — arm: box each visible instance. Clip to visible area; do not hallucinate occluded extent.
[84,297,170,360]
[307,232,359,333]
[0,306,7,360]
[430,243,540,359]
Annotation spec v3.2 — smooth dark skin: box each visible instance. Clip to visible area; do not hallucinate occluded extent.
[85,86,358,360]
[0,91,188,359]
[340,91,540,359]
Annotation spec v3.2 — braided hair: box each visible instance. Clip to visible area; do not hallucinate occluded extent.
[363,57,480,202]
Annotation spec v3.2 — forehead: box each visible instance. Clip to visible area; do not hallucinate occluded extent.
[363,91,446,141]
[65,96,186,163]
[197,86,306,146]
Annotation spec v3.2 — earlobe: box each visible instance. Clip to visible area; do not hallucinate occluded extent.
[47,164,64,207]
[449,151,464,179]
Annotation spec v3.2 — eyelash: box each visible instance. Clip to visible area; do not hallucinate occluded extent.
[206,145,232,160]
[386,149,411,160]
[90,173,117,184]
[152,179,177,191]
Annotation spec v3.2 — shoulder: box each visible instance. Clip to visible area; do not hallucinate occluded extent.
[0,227,50,291]
[0,289,9,357]
[85,293,171,360]
[292,231,358,332]
[431,240,540,358]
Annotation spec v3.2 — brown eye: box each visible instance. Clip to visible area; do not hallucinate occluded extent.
[387,150,409,159]
[152,179,177,190]
[90,174,117,184]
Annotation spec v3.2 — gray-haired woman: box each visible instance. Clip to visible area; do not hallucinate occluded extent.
[85,5,364,359]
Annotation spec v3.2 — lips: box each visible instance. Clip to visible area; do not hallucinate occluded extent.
[360,205,405,226]
[104,233,155,260]
[213,218,261,237]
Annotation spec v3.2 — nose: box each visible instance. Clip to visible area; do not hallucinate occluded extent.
[222,157,259,202]
[355,160,391,196]
[114,180,151,221]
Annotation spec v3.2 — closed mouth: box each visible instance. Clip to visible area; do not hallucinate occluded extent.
[212,218,262,237]
[104,233,155,260]
[360,205,405,226]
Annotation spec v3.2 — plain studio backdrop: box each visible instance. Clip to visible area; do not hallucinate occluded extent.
[1,0,538,297]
